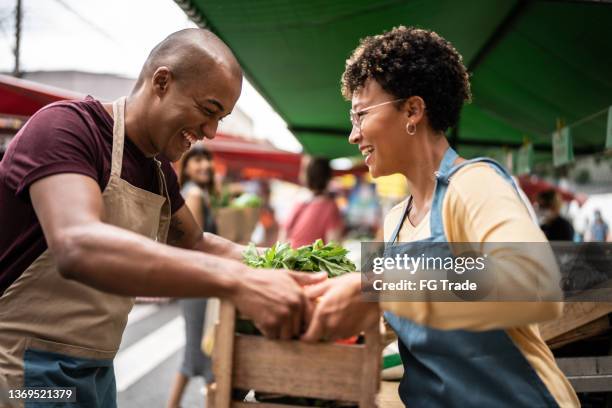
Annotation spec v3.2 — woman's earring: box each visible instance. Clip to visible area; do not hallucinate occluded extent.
[406,122,416,135]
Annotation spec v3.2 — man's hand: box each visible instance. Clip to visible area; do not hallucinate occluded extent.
[301,273,380,342]
[231,270,327,340]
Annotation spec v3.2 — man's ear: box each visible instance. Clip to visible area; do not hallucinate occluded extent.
[151,66,172,97]
[402,96,426,125]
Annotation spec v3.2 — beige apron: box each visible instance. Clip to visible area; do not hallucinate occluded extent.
[0,97,171,407]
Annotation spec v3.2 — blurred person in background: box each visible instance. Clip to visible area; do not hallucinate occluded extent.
[255,180,280,247]
[590,209,609,242]
[346,176,382,238]
[167,145,217,408]
[280,157,344,248]
[536,189,574,241]
[178,145,218,234]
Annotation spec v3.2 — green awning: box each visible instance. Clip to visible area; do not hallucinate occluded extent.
[182,0,612,160]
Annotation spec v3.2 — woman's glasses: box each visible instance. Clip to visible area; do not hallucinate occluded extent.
[349,98,406,131]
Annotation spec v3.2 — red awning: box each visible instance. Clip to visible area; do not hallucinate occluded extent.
[0,74,304,181]
[0,74,83,117]
[199,134,302,183]
[518,175,587,206]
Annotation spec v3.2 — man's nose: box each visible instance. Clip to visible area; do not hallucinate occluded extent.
[201,121,219,140]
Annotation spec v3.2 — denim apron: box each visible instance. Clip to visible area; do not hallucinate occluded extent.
[384,147,558,407]
[0,97,171,408]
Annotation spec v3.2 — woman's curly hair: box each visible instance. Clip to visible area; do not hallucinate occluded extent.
[341,26,471,133]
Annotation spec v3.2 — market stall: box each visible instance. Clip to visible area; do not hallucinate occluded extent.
[176,0,612,402]
[175,0,611,161]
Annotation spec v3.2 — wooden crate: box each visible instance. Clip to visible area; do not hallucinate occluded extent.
[208,300,383,408]
[540,302,612,348]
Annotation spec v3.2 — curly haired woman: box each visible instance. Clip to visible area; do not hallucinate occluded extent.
[302,27,578,407]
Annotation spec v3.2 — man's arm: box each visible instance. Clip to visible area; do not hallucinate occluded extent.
[31,173,325,339]
[198,232,251,260]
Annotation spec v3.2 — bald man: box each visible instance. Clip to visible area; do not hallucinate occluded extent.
[0,29,322,408]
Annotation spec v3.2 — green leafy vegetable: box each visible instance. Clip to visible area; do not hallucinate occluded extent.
[210,188,232,208]
[241,240,358,406]
[243,239,356,277]
[230,193,263,208]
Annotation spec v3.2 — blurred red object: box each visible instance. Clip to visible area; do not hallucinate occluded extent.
[518,175,587,206]
[335,335,359,345]
[0,74,82,117]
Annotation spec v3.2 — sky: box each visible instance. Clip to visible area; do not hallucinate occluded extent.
[0,0,302,152]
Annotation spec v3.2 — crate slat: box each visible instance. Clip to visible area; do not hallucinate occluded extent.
[360,324,382,407]
[231,402,305,408]
[539,302,612,341]
[557,356,612,392]
[233,334,365,401]
[213,301,237,408]
[547,315,610,349]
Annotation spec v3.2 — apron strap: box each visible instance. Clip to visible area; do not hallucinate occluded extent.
[153,158,172,242]
[436,146,459,178]
[442,157,520,194]
[111,97,127,178]
[389,197,412,245]
[388,147,458,245]
[153,159,166,198]
[430,156,526,238]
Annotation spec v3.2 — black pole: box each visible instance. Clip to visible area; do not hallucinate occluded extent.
[13,0,22,78]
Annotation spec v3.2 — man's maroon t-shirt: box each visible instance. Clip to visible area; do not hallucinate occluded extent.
[0,97,185,295]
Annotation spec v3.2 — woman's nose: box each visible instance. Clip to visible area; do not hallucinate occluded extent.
[348,125,361,144]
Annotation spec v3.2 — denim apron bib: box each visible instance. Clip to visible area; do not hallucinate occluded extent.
[0,97,171,408]
[383,147,558,407]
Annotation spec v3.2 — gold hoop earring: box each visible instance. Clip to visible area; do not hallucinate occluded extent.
[406,122,416,135]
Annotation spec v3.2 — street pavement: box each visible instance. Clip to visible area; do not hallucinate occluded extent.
[117,302,207,408]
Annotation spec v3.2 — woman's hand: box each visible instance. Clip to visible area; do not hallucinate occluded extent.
[301,273,380,342]
[232,269,327,340]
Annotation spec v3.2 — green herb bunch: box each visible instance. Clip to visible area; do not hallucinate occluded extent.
[243,239,356,278]
[230,193,263,208]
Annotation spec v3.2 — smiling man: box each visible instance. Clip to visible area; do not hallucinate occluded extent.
[0,29,323,408]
